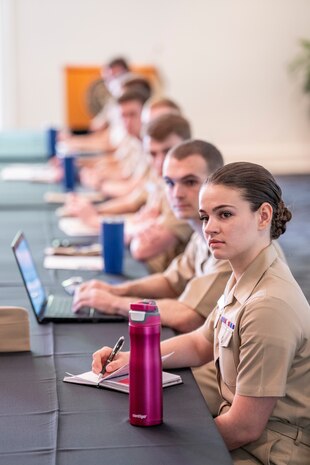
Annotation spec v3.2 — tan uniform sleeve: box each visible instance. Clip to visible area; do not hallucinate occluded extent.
[178,259,231,318]
[145,238,189,274]
[200,309,217,344]
[163,236,198,295]
[124,183,149,210]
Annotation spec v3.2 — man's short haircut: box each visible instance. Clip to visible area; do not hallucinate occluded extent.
[107,57,130,71]
[117,88,149,107]
[122,76,153,100]
[169,139,224,174]
[145,114,191,141]
[148,97,181,114]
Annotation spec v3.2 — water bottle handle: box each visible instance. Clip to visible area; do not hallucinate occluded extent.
[130,300,158,312]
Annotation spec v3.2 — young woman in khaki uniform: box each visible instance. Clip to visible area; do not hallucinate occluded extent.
[92,161,310,464]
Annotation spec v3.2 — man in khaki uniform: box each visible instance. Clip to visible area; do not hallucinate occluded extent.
[202,243,310,464]
[129,175,194,273]
[127,113,194,272]
[78,88,151,194]
[73,139,231,334]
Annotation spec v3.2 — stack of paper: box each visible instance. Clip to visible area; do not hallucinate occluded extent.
[44,255,103,271]
[58,217,99,237]
[44,191,104,204]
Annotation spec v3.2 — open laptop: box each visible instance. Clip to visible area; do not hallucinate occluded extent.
[11,231,124,323]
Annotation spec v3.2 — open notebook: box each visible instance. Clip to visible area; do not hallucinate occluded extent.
[63,362,182,394]
[44,242,102,271]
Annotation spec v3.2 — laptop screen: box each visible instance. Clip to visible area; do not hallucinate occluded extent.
[12,232,47,317]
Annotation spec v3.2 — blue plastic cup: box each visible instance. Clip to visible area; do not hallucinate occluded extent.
[62,155,76,191]
[47,127,57,158]
[101,219,124,274]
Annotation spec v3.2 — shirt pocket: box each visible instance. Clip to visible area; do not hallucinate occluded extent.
[218,325,237,388]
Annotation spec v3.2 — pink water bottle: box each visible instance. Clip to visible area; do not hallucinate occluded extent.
[129,299,163,426]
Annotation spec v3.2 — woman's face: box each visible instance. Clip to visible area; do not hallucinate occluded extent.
[199,183,270,271]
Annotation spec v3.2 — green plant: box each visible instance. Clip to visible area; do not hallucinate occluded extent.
[290,38,310,95]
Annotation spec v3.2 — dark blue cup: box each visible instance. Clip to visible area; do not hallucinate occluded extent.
[101,219,124,274]
[47,127,57,158]
[62,155,76,191]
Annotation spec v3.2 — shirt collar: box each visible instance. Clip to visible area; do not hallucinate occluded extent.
[223,243,278,307]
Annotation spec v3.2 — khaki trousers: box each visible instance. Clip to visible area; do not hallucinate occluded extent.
[191,363,310,465]
[233,422,310,465]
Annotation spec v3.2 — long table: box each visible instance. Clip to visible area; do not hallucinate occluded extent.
[0,176,232,465]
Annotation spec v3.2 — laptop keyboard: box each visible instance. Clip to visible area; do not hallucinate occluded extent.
[45,295,123,321]
[46,295,91,318]
[52,296,74,315]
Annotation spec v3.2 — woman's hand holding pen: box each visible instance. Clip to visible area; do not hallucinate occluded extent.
[92,346,129,375]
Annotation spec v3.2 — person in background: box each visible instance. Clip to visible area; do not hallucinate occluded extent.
[89,56,131,133]
[58,63,152,156]
[76,88,151,198]
[100,56,130,95]
[62,97,184,221]
[94,72,153,147]
[127,113,193,272]
[62,113,193,273]
[92,162,310,465]
[49,58,130,171]
[72,139,231,332]
[58,57,130,149]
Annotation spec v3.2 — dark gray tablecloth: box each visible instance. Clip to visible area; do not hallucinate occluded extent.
[0,312,232,465]
[0,176,232,465]
[0,178,59,210]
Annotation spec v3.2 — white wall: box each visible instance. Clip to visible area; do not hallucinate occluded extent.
[2,0,310,173]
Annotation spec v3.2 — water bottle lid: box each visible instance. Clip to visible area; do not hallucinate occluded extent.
[130,299,158,312]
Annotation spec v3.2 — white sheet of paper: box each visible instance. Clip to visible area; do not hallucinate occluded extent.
[44,255,103,271]
[44,191,104,204]
[0,164,58,183]
[58,217,99,237]
[76,363,129,383]
[63,354,177,387]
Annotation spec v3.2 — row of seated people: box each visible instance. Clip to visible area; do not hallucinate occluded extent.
[58,62,194,273]
[51,57,310,465]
